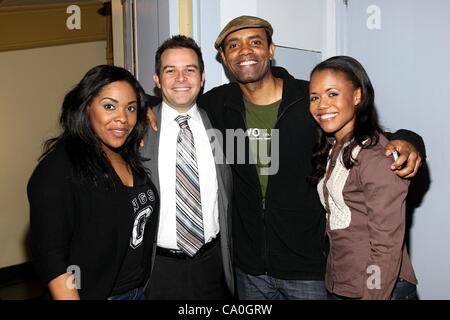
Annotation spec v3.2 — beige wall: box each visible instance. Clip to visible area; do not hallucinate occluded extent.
[0,41,107,268]
[0,2,107,52]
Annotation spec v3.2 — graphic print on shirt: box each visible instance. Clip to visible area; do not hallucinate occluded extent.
[247,128,272,168]
[130,188,155,249]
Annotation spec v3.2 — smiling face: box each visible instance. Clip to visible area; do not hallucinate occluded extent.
[88,81,137,155]
[220,27,274,84]
[153,47,205,113]
[309,69,361,142]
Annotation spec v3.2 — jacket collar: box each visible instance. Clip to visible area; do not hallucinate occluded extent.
[274,66,308,112]
[223,82,244,113]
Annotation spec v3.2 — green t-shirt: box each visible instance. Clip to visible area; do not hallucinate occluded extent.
[244,99,281,198]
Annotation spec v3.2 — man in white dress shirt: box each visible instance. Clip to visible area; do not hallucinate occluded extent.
[142,35,233,299]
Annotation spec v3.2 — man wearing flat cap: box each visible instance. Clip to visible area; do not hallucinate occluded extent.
[146,15,424,300]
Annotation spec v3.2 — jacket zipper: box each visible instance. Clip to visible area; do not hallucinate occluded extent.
[228,95,303,276]
[273,97,304,129]
[263,96,304,205]
[231,104,268,274]
[262,198,268,275]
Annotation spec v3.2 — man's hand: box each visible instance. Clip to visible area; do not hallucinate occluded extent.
[140,107,159,148]
[385,140,422,179]
[147,107,158,132]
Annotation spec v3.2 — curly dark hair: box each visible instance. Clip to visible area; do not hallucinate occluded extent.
[310,56,382,183]
[41,64,149,185]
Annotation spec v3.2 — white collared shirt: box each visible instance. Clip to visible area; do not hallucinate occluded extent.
[157,102,219,249]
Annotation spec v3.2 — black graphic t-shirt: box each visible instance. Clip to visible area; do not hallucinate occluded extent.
[111,173,158,295]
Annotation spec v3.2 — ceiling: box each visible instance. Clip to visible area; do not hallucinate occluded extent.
[0,0,104,7]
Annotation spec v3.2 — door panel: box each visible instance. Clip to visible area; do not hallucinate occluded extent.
[273,46,321,81]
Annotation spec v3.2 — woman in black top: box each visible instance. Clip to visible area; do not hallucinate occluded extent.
[27,65,159,300]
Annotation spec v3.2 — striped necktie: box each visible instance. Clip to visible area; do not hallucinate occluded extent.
[175,115,204,257]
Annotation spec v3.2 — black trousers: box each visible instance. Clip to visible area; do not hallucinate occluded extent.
[146,238,229,300]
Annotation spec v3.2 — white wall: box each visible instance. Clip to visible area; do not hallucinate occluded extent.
[193,0,326,88]
[192,0,222,92]
[257,0,324,52]
[218,0,325,51]
[220,0,258,25]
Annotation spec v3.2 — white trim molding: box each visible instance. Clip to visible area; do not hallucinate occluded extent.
[323,0,337,60]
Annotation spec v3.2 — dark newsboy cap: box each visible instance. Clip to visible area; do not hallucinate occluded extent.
[214,15,273,50]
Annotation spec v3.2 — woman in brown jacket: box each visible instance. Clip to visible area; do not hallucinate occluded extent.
[308,56,417,300]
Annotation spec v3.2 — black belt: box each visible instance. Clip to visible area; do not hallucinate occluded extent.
[156,234,220,259]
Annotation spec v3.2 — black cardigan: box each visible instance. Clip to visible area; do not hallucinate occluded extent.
[27,142,159,299]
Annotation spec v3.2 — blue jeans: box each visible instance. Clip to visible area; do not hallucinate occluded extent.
[391,280,417,300]
[236,267,327,300]
[108,287,145,300]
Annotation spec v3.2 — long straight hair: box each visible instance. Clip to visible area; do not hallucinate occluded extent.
[42,65,149,185]
[310,56,383,183]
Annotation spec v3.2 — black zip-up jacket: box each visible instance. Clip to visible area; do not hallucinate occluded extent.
[198,67,327,279]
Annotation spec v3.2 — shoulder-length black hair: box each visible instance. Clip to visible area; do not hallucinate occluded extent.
[42,64,149,185]
[310,55,382,182]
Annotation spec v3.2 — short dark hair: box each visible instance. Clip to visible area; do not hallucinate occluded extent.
[154,35,204,76]
[42,65,148,184]
[310,56,382,182]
